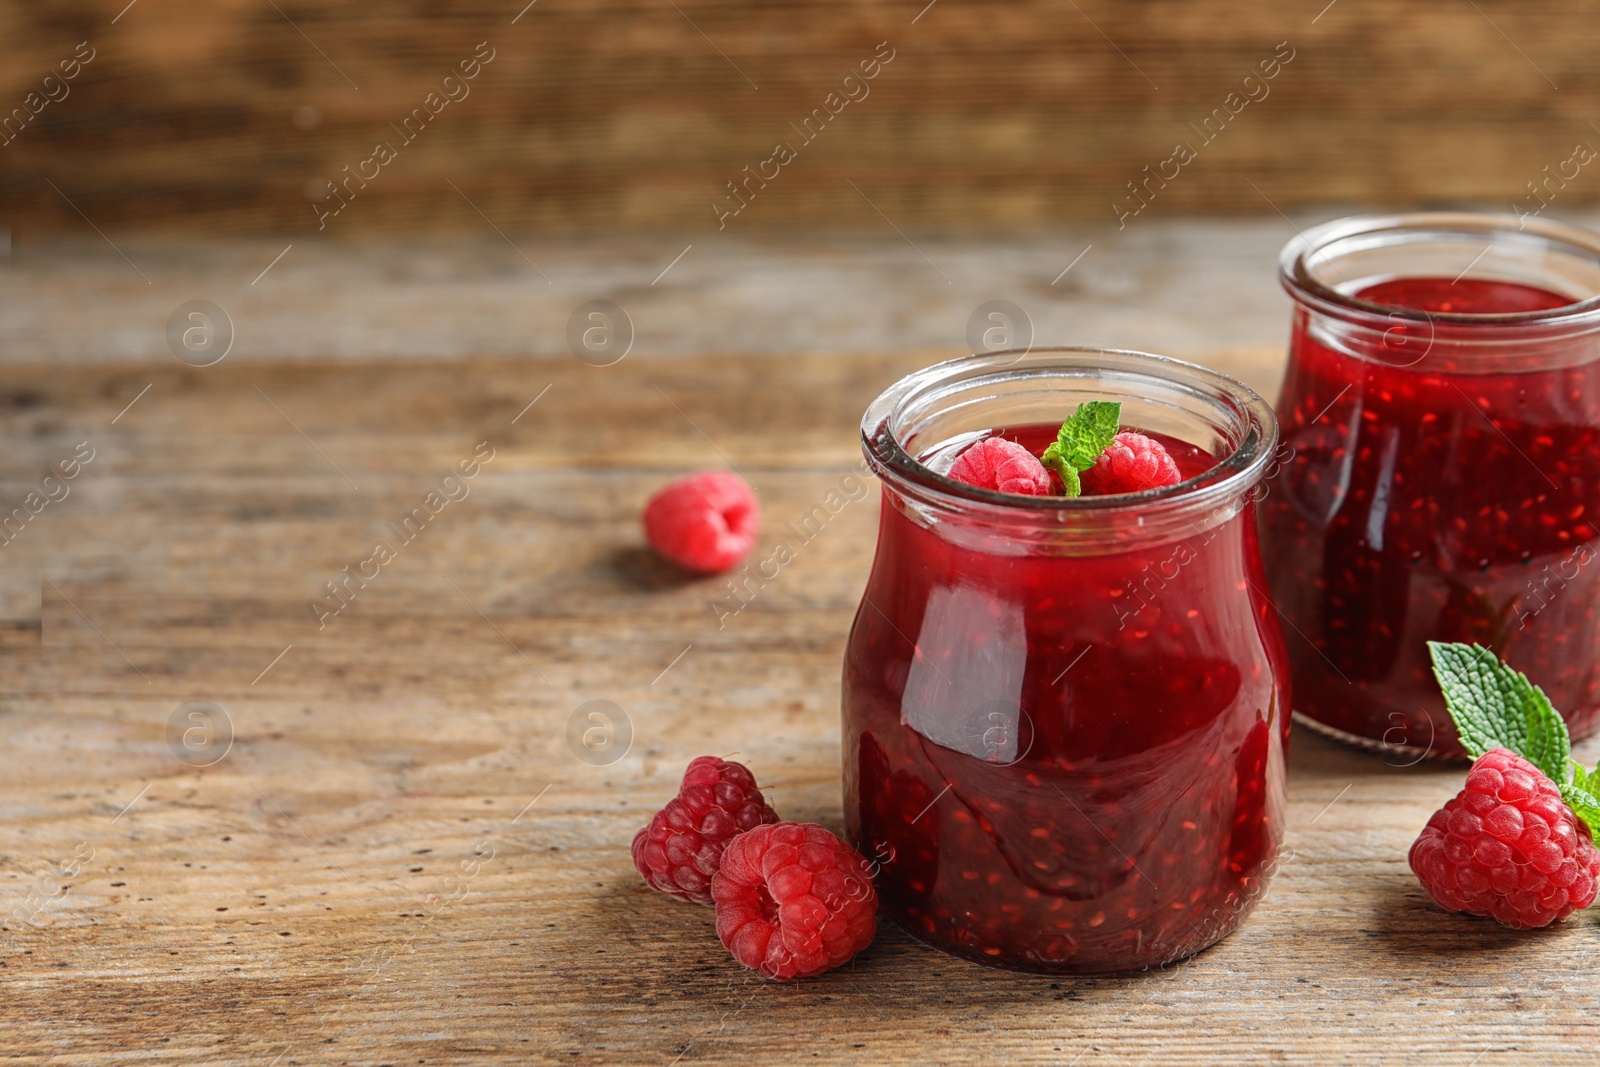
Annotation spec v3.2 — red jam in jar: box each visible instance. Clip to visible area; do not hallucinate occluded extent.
[1262,213,1600,759]
[844,348,1289,973]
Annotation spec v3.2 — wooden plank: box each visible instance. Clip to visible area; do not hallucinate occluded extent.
[0,224,1334,365]
[1,351,1597,1064]
[2,1,1597,233]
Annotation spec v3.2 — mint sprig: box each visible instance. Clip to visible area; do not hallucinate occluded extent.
[1427,641,1598,833]
[1427,641,1569,776]
[1563,761,1600,832]
[1040,401,1121,497]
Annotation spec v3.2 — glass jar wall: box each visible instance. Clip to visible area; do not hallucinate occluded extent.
[1260,213,1600,759]
[843,348,1288,973]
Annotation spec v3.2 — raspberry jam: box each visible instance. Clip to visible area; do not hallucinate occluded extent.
[845,349,1289,973]
[1261,213,1600,758]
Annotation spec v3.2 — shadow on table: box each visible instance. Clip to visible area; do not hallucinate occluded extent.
[1365,878,1546,957]
[602,545,713,593]
[572,875,1171,1019]
[1285,723,1538,957]
[1284,723,1466,782]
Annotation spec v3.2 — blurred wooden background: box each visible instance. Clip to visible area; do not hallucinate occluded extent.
[1,0,1598,235]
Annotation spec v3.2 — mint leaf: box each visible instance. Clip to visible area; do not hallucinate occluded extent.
[1566,762,1600,836]
[1055,464,1082,497]
[1040,401,1121,498]
[1560,781,1600,837]
[1426,641,1570,781]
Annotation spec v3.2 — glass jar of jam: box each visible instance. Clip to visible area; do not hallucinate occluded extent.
[1261,213,1600,759]
[843,347,1289,973]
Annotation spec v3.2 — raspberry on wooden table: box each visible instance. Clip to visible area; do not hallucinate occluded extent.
[642,470,760,574]
[945,437,1053,496]
[1079,431,1182,495]
[632,756,779,905]
[1409,748,1600,929]
[711,821,878,981]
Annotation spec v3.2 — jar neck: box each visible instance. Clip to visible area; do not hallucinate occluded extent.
[861,348,1277,555]
[1281,212,1600,373]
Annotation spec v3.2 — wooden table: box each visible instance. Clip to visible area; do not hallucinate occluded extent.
[2,347,1597,1066]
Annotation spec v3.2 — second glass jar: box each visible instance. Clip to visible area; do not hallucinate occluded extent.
[1261,213,1600,759]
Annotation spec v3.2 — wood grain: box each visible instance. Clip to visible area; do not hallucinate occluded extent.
[1,350,1598,1065]
[2,0,1598,234]
[0,225,1319,364]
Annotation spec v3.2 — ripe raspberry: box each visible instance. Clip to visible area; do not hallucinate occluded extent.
[711,822,878,981]
[1409,748,1600,929]
[642,471,760,574]
[632,756,779,905]
[946,437,1052,496]
[1079,431,1182,495]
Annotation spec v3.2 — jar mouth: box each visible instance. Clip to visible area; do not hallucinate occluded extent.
[861,347,1278,546]
[1281,211,1600,329]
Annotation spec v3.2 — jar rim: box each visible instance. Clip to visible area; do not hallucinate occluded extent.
[861,347,1278,536]
[1280,211,1600,330]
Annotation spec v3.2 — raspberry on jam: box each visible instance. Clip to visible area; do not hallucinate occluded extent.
[1080,432,1182,496]
[946,437,1053,496]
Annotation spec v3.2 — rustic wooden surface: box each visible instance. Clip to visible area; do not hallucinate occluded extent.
[0,224,1308,363]
[2,341,1599,1066]
[3,0,1600,234]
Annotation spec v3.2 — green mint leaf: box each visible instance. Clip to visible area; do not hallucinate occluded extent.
[1559,781,1600,837]
[1039,441,1070,487]
[1039,401,1121,498]
[1040,442,1078,495]
[1056,464,1081,497]
[1058,401,1121,469]
[1426,641,1570,781]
